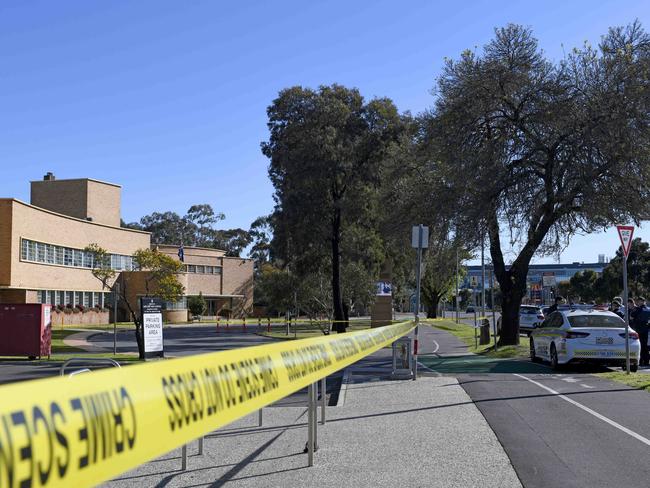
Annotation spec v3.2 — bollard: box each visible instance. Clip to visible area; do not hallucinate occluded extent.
[181,444,187,470]
[243,317,246,332]
[216,316,220,332]
[267,317,271,332]
[258,317,261,332]
[258,408,263,427]
[198,437,204,455]
[226,317,229,331]
[320,377,326,425]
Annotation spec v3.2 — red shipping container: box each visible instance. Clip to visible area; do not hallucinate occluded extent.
[0,304,52,359]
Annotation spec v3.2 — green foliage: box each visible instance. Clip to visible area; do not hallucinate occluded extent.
[133,248,185,302]
[84,243,116,290]
[262,84,405,329]
[601,238,650,298]
[125,204,251,257]
[423,22,650,344]
[187,293,207,316]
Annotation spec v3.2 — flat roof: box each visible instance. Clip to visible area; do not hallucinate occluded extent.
[157,244,228,253]
[0,198,150,235]
[30,177,121,188]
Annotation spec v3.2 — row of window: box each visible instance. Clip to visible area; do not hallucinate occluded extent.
[36,290,113,308]
[21,239,135,271]
[185,264,221,275]
[165,297,188,310]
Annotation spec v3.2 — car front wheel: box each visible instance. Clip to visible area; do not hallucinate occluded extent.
[530,338,540,363]
[550,344,562,371]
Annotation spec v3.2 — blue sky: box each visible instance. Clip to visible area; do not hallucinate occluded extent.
[1,1,648,264]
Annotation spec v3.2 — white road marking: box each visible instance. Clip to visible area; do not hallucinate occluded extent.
[417,361,441,376]
[514,374,650,447]
[562,377,580,383]
[580,384,595,389]
[432,340,440,354]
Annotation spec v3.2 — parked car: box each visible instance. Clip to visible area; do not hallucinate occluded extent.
[465,307,475,313]
[529,309,640,371]
[519,305,545,335]
[497,305,544,336]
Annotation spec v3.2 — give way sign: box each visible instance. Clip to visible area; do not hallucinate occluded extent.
[616,225,635,257]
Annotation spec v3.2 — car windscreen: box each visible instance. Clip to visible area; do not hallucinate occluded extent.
[520,308,541,314]
[568,315,625,328]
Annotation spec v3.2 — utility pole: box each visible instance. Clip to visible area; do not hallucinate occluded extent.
[481,234,486,318]
[411,225,428,380]
[616,225,634,374]
[456,247,460,324]
[113,281,120,355]
[490,263,497,351]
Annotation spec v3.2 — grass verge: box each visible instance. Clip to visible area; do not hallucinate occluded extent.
[595,371,650,392]
[258,321,374,340]
[426,319,529,359]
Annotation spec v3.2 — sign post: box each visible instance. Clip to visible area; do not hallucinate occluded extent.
[411,224,429,380]
[617,225,634,374]
[140,297,164,360]
[113,282,120,355]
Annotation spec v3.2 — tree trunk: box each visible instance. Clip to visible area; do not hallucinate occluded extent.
[135,323,145,359]
[331,208,347,333]
[498,269,527,346]
[122,292,146,359]
[426,294,440,318]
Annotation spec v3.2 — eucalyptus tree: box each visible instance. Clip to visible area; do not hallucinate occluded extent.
[426,22,650,344]
[262,84,404,331]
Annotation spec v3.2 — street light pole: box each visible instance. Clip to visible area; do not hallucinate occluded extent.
[456,247,459,324]
[413,224,423,380]
[623,253,630,374]
[481,234,486,318]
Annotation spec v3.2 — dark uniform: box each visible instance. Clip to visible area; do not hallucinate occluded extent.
[632,305,650,366]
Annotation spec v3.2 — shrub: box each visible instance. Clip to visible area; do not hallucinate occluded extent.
[72,307,81,314]
[75,304,85,312]
[89,307,100,313]
[188,293,206,317]
[56,304,65,312]
[65,303,73,309]
[63,308,73,315]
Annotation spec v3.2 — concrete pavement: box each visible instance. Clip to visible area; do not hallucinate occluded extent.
[101,325,522,488]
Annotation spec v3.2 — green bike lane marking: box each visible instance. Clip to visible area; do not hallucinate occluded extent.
[419,355,552,374]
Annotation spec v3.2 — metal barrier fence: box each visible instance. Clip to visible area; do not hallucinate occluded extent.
[0,320,414,488]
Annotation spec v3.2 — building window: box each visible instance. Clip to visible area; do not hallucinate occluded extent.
[184,264,222,275]
[37,242,46,262]
[65,291,73,306]
[64,248,73,266]
[46,244,55,264]
[165,297,187,310]
[20,238,134,272]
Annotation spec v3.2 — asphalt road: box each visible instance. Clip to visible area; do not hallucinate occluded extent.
[0,326,342,406]
[422,324,650,488]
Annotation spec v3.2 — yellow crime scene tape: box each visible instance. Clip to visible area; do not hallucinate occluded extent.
[0,320,414,488]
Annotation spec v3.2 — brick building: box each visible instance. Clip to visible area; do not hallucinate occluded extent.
[0,174,253,321]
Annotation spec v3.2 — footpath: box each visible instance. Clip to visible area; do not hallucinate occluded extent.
[102,326,522,488]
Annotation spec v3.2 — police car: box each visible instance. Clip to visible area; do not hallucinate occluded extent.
[529,307,641,371]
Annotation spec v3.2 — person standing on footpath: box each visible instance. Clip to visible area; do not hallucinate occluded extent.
[632,297,650,367]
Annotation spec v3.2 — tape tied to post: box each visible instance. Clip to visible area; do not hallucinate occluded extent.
[0,320,414,488]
